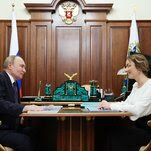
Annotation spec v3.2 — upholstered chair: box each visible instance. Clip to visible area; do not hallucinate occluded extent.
[139,120,151,151]
[0,144,14,151]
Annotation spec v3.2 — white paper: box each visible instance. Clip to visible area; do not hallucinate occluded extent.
[27,105,63,114]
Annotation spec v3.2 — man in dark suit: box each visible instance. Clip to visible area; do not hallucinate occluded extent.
[0,55,43,151]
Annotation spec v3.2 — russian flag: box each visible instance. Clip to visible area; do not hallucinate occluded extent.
[9,5,22,97]
[128,13,141,55]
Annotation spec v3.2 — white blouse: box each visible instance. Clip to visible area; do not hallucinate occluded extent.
[111,79,151,121]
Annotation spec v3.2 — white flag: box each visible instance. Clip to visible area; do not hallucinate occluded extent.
[128,13,140,55]
[9,8,22,96]
[9,10,19,56]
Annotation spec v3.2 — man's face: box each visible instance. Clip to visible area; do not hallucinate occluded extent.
[9,57,26,80]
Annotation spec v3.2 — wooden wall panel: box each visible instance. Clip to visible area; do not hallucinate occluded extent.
[80,25,90,85]
[55,27,81,87]
[0,21,3,71]
[139,22,151,56]
[1,21,11,60]
[17,23,30,95]
[29,22,52,95]
[36,26,47,88]
[107,22,130,96]
[90,24,106,89]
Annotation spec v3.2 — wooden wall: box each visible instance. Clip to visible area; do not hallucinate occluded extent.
[107,21,151,95]
[0,0,151,97]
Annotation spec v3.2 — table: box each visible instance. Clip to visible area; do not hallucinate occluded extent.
[20,102,132,151]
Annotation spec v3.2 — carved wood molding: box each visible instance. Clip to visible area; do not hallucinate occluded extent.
[24,3,55,12]
[24,0,113,13]
[24,0,113,21]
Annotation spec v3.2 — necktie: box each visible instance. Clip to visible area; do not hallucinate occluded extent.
[13,82,19,103]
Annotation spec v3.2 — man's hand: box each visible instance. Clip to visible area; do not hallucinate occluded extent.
[22,105,44,112]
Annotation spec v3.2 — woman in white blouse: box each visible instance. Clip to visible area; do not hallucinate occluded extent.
[98,53,151,151]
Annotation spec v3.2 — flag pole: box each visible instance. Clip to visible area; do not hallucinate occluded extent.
[133,5,137,15]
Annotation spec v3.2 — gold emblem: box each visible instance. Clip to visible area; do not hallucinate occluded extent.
[59,1,79,25]
[64,73,77,80]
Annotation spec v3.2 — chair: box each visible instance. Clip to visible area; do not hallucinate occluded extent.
[0,144,14,151]
[139,120,151,151]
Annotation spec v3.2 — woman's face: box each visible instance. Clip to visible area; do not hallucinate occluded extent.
[125,59,140,79]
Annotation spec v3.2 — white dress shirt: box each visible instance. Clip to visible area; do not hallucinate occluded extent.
[111,79,151,121]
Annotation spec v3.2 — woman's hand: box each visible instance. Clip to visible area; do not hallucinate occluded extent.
[98,100,111,109]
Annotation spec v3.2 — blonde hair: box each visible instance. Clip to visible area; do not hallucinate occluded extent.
[127,54,149,76]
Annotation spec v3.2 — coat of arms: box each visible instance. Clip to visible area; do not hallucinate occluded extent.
[59,1,79,25]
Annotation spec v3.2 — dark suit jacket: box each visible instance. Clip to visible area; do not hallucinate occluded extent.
[0,71,24,130]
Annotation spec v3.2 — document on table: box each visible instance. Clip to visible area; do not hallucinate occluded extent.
[27,105,63,114]
[81,102,119,112]
[81,102,100,109]
[86,106,120,112]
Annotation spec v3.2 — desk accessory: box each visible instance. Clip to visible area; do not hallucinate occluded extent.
[44,83,52,101]
[35,81,42,101]
[53,73,89,101]
[90,80,98,98]
[104,89,114,102]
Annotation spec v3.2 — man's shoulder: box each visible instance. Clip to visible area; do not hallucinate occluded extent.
[0,71,5,79]
[0,71,8,77]
[0,71,10,83]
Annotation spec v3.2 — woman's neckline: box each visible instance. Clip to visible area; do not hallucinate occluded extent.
[137,78,150,88]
